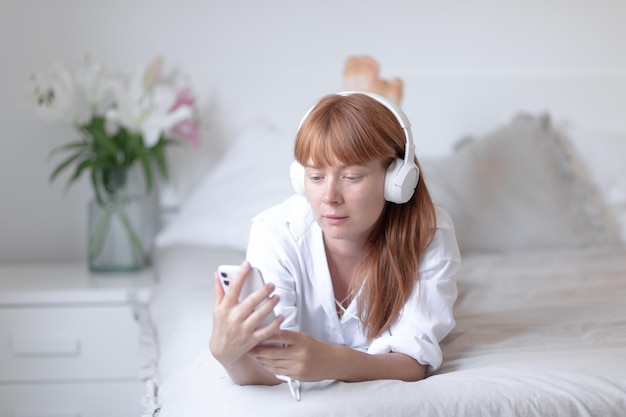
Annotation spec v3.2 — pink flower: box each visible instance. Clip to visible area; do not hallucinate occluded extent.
[170,87,196,110]
[168,87,200,147]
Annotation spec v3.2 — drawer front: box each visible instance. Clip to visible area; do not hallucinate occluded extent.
[0,381,144,417]
[0,306,140,382]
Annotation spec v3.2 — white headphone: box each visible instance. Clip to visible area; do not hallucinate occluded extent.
[290,91,419,204]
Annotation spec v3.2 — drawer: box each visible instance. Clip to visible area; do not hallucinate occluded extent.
[0,305,140,382]
[0,381,144,417]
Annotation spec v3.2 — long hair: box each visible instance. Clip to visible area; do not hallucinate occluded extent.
[294,93,437,340]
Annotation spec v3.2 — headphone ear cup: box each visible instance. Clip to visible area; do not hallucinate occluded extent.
[384,158,420,204]
[290,161,306,196]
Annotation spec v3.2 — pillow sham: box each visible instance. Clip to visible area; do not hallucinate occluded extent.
[155,119,295,251]
[422,113,618,253]
[557,123,626,243]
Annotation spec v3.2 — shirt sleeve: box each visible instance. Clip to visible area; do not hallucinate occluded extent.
[367,206,461,371]
[245,204,302,332]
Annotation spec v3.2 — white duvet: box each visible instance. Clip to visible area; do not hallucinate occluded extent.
[142,245,626,417]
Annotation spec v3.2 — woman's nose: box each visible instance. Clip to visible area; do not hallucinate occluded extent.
[323,180,341,204]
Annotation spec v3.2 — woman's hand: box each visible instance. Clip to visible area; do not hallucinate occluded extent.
[250,330,339,382]
[209,262,283,368]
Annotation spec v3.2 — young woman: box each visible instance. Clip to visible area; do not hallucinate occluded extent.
[209,57,460,392]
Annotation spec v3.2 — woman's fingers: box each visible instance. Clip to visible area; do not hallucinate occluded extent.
[246,291,277,320]
[239,281,275,310]
[221,261,251,303]
[214,272,225,300]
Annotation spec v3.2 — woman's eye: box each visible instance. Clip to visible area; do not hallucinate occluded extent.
[344,175,361,182]
[309,175,322,183]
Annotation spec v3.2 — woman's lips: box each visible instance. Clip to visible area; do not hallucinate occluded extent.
[324,215,348,225]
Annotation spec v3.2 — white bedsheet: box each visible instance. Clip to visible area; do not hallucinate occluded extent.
[143,245,626,417]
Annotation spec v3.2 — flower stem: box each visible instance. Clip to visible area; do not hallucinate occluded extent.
[88,206,112,262]
[117,203,144,265]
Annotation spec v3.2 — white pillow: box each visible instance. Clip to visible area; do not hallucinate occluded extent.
[422,113,618,253]
[155,119,295,251]
[558,123,626,243]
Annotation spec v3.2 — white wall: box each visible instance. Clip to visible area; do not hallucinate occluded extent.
[2,0,626,263]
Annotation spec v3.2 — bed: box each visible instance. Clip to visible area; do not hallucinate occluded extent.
[139,88,626,415]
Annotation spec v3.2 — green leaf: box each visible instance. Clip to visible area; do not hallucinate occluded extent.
[49,151,86,183]
[49,141,89,159]
[66,158,96,189]
[83,118,117,159]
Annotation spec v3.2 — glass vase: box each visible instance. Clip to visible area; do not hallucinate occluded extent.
[87,167,159,272]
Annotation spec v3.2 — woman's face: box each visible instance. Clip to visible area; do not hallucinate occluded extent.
[304,158,387,246]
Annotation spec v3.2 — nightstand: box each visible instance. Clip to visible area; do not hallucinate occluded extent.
[0,263,154,417]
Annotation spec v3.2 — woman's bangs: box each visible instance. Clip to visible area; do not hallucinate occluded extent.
[298,110,385,167]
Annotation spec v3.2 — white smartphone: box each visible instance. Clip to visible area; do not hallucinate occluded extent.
[217,264,277,328]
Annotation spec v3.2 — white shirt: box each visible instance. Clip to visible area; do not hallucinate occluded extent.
[246,195,460,371]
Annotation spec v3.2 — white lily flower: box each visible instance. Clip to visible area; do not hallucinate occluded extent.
[28,62,77,124]
[104,77,143,130]
[106,63,194,147]
[142,106,193,147]
[74,56,114,119]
